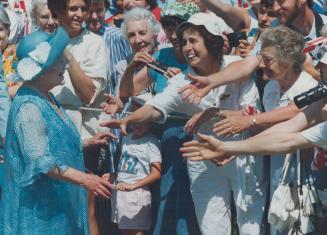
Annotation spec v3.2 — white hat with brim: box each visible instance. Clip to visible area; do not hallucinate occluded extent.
[177,12,224,37]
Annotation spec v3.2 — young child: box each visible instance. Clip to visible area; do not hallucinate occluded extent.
[103,94,162,235]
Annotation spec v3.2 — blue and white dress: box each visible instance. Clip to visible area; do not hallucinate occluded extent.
[0,86,89,235]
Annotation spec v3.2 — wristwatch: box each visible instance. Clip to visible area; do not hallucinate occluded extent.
[251,115,257,126]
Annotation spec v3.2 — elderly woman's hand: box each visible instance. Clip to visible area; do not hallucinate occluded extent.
[213,112,252,137]
[81,174,115,199]
[100,94,124,116]
[129,52,154,70]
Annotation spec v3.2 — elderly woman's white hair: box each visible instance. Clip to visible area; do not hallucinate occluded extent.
[121,7,161,38]
[30,0,48,26]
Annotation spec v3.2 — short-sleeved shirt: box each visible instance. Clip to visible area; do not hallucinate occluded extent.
[150,47,188,94]
[263,71,318,112]
[51,29,109,139]
[302,121,327,149]
[117,134,161,184]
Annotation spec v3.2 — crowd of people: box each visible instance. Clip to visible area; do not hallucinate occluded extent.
[1,0,327,235]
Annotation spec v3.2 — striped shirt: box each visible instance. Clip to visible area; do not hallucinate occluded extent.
[97,23,132,173]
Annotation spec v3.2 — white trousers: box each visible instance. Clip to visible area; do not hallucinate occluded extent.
[187,156,268,235]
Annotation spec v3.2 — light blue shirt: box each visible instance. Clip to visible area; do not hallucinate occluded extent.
[150,47,187,94]
[0,52,11,138]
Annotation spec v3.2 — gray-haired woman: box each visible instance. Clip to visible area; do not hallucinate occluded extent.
[30,0,58,33]
[117,7,161,95]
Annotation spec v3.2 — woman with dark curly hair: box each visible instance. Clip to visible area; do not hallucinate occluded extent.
[102,12,266,235]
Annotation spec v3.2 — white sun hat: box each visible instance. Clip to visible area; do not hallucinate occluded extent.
[177,12,224,37]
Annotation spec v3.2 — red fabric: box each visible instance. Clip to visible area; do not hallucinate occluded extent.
[152,7,161,22]
[105,16,114,24]
[14,0,29,35]
[238,0,249,8]
[312,147,326,170]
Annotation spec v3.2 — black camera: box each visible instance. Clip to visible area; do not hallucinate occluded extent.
[226,31,248,48]
[294,81,327,108]
[147,60,169,76]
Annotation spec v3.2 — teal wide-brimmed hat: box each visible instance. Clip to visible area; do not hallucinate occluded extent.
[16,27,69,81]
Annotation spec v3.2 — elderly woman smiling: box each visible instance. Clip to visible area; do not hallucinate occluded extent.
[102,12,267,235]
[30,0,58,33]
[0,27,114,235]
[116,7,160,96]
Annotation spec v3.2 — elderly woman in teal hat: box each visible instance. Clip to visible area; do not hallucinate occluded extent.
[0,27,114,235]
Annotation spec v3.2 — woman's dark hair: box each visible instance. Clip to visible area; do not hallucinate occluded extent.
[260,0,274,9]
[48,0,90,17]
[177,24,224,67]
[161,16,185,30]
[146,0,157,10]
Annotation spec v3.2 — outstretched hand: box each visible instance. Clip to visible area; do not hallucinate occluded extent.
[213,113,252,138]
[184,107,220,134]
[100,118,128,136]
[180,133,232,162]
[101,94,124,117]
[178,73,214,104]
[83,131,117,148]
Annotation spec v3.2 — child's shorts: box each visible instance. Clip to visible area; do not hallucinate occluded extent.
[111,186,152,230]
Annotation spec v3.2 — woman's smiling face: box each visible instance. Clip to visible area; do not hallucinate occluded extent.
[126,19,156,54]
[58,0,88,37]
[182,28,211,70]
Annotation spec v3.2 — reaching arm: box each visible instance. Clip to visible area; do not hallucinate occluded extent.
[201,0,251,31]
[212,103,301,137]
[258,99,324,136]
[221,132,312,155]
[101,104,163,135]
[126,104,163,125]
[251,103,301,129]
[180,131,312,161]
[179,54,260,101]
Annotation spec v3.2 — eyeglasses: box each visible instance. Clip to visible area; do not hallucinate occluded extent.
[256,51,278,67]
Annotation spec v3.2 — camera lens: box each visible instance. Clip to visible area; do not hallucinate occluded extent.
[294,82,327,108]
